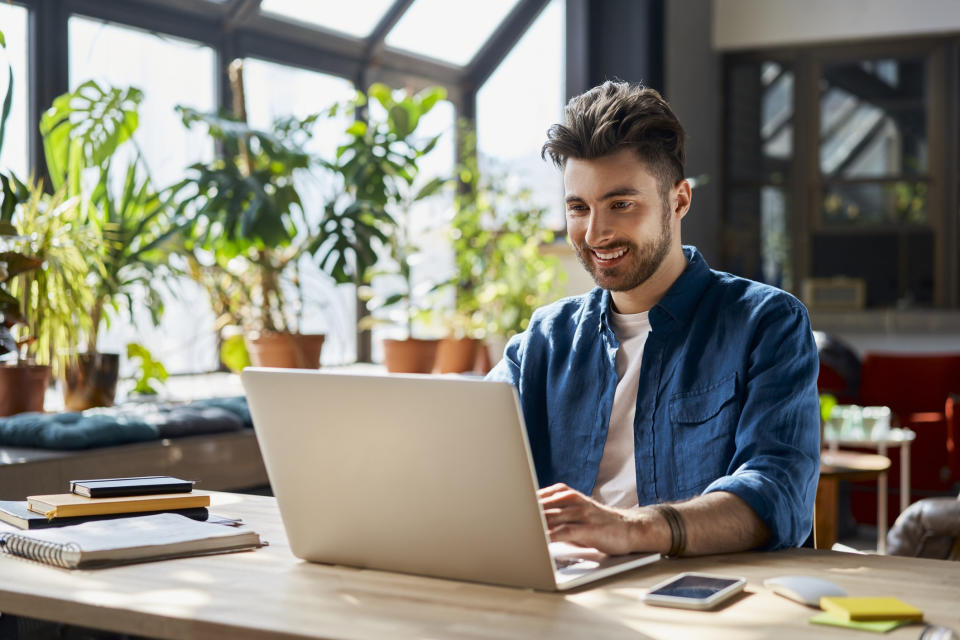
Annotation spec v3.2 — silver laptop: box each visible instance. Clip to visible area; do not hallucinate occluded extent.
[241,368,660,591]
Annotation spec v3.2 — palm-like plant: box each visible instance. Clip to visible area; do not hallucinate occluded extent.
[6,178,100,376]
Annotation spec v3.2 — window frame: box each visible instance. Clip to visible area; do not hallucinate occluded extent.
[722,35,959,309]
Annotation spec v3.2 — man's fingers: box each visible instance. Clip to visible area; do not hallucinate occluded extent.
[542,506,586,527]
[540,489,590,509]
[537,483,571,498]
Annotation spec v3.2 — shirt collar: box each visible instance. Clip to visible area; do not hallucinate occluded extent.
[598,245,712,333]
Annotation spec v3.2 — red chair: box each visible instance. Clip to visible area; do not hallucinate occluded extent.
[848,353,960,526]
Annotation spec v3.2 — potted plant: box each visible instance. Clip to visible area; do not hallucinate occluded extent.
[39,81,183,409]
[450,130,566,372]
[3,178,101,411]
[174,61,324,370]
[0,223,46,415]
[320,83,447,373]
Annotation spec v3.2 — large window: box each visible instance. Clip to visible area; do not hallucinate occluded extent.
[723,40,956,309]
[69,16,218,373]
[0,3,29,179]
[477,0,565,230]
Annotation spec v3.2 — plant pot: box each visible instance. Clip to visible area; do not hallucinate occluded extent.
[63,352,121,411]
[0,363,50,416]
[246,332,325,369]
[382,338,439,374]
[433,337,481,374]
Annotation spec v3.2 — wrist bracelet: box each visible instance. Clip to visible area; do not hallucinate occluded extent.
[652,503,686,558]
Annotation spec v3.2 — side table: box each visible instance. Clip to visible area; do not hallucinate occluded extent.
[818,450,892,553]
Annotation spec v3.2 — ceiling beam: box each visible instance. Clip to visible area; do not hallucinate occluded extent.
[223,0,263,31]
[362,0,414,65]
[465,0,551,91]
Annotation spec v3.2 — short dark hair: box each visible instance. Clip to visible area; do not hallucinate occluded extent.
[541,81,686,195]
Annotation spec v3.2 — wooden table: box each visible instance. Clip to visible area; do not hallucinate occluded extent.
[817,449,891,553]
[1,492,957,640]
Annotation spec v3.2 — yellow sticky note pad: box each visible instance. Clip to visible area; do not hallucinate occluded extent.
[810,612,909,633]
[819,596,923,622]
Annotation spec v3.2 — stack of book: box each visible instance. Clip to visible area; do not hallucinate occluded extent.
[0,476,263,569]
[0,476,209,529]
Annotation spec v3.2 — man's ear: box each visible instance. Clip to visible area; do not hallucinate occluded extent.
[673,180,692,220]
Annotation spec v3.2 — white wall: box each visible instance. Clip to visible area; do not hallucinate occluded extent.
[713,0,960,50]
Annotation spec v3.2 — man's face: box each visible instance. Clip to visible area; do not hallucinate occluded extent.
[563,148,678,293]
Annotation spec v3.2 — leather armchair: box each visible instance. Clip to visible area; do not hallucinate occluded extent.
[887,496,960,560]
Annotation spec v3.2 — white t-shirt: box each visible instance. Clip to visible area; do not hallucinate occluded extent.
[590,308,651,509]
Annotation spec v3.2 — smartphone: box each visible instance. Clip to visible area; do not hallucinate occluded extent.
[642,572,747,610]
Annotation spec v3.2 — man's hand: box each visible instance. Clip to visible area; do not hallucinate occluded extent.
[538,483,664,555]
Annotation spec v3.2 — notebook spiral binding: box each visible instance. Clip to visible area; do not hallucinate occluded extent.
[0,533,80,568]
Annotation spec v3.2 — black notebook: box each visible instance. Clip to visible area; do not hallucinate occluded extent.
[0,513,263,569]
[70,476,194,498]
[0,500,210,530]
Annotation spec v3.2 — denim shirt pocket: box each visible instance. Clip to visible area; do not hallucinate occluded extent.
[669,374,738,495]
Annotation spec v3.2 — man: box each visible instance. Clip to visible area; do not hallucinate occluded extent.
[486,81,820,557]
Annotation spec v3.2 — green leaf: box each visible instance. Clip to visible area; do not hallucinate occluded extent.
[368,83,393,109]
[0,64,12,156]
[0,30,6,48]
[220,333,251,373]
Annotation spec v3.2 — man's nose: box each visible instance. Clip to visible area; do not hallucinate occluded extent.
[584,210,613,247]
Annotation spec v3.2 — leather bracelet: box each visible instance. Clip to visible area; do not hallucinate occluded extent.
[652,504,686,558]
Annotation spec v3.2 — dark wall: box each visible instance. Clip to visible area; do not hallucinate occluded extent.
[566,0,664,96]
[665,0,721,264]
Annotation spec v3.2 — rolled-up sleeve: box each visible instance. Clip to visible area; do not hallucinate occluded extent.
[703,297,821,549]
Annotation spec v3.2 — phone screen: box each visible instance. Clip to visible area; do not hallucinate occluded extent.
[648,575,741,599]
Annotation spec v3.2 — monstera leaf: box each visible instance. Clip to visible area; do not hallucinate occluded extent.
[40,80,142,191]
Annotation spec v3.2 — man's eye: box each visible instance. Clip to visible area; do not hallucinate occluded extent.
[612,201,631,209]
[567,204,587,213]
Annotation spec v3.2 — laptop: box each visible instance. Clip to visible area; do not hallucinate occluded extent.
[241,368,660,591]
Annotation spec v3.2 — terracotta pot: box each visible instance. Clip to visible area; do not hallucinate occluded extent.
[433,337,480,374]
[246,332,325,369]
[63,352,120,411]
[0,363,50,416]
[382,338,439,374]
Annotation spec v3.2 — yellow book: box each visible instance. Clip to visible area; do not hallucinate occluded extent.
[819,596,923,622]
[26,492,210,519]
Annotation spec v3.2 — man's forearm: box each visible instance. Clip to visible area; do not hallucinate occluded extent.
[633,491,770,556]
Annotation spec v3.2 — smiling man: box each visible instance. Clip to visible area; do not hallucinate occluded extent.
[486,81,820,557]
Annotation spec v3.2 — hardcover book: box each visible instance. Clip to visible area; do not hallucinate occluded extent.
[27,492,210,519]
[0,500,209,530]
[70,476,194,498]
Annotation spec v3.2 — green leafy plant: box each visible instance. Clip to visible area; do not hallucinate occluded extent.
[450,129,566,339]
[40,81,183,354]
[6,178,100,376]
[0,27,39,358]
[175,107,315,335]
[326,84,449,339]
[126,342,168,395]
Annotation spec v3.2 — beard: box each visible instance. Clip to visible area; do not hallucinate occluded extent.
[573,202,673,292]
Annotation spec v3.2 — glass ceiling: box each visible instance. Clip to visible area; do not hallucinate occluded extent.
[386,0,522,66]
[260,0,397,38]
[260,0,523,67]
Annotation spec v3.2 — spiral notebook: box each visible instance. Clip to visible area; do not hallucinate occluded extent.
[0,513,263,569]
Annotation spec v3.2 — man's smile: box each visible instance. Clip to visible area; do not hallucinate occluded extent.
[591,246,630,266]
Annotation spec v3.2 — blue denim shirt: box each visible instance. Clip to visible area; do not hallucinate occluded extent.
[486,246,820,549]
